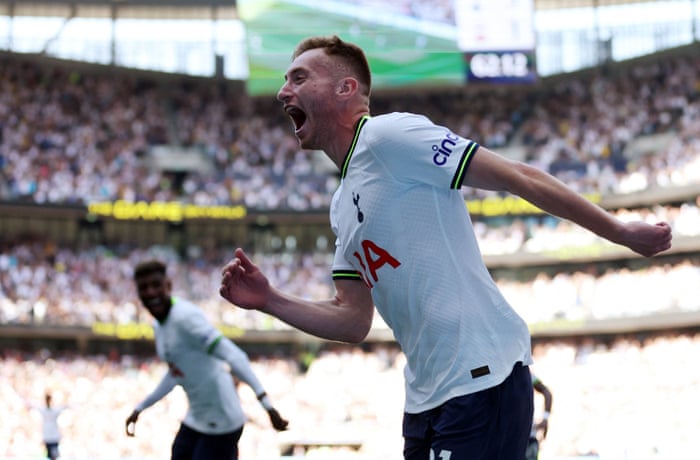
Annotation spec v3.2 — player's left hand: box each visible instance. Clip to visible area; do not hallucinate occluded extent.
[621,221,672,257]
[267,408,289,431]
[125,409,140,437]
[535,418,549,439]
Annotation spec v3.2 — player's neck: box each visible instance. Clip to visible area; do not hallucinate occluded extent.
[328,111,369,170]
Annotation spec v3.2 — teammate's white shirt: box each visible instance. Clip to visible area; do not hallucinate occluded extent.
[330,112,532,414]
[36,406,64,443]
[136,297,267,434]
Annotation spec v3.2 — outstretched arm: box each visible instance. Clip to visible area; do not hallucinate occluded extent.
[213,338,289,431]
[125,371,177,437]
[533,379,553,439]
[220,248,374,344]
[463,147,672,257]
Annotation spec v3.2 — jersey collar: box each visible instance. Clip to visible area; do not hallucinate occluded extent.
[340,115,370,179]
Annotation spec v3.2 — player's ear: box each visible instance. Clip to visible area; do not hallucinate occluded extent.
[337,77,358,97]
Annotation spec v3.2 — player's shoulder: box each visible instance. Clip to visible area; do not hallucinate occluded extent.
[362,113,435,149]
[169,297,204,321]
[366,112,431,131]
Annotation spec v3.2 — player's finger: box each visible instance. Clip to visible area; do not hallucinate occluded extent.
[221,258,240,276]
[235,249,256,272]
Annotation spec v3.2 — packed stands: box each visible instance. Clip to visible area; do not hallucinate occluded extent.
[2,46,699,209]
[3,333,700,459]
[1,34,700,460]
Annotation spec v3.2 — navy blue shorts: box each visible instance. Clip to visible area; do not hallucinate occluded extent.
[45,442,59,459]
[403,362,533,460]
[171,423,243,460]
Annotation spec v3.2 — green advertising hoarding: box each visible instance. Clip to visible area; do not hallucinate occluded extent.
[239,0,464,95]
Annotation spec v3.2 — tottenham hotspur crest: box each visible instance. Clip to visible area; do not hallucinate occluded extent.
[352,192,364,223]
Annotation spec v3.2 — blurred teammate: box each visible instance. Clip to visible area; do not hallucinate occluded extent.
[526,374,553,460]
[126,260,288,460]
[26,392,66,460]
[220,35,672,459]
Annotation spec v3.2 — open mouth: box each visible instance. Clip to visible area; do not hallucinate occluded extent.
[285,106,307,133]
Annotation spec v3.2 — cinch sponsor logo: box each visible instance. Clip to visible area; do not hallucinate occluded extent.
[432,132,459,166]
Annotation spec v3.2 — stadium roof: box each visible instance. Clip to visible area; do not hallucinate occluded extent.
[2,0,238,20]
[4,0,660,11]
[6,0,236,6]
[1,0,664,22]
[536,0,659,8]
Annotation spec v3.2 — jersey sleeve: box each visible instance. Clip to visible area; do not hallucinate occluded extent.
[135,371,177,411]
[330,237,362,282]
[210,337,267,397]
[366,113,479,189]
[532,373,541,385]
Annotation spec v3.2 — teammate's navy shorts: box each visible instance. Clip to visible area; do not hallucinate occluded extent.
[171,423,243,460]
[45,442,59,459]
[403,362,533,460]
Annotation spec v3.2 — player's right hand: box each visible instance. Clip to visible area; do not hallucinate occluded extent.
[125,409,140,437]
[220,248,271,310]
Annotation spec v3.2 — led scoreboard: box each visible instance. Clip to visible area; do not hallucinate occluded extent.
[455,0,537,84]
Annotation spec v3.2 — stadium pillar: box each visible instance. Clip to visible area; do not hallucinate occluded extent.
[110,3,117,66]
[693,0,699,42]
[76,335,88,354]
[215,54,225,79]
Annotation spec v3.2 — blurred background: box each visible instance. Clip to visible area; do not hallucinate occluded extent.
[1,0,700,459]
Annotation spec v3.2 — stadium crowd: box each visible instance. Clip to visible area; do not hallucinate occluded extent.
[1,47,699,210]
[1,46,699,329]
[2,333,700,459]
[1,28,700,460]
[1,208,699,330]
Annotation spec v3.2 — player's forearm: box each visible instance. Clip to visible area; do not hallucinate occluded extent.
[264,287,372,344]
[511,163,625,244]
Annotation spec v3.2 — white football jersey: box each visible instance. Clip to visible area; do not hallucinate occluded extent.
[37,406,64,443]
[330,112,532,413]
[141,297,255,434]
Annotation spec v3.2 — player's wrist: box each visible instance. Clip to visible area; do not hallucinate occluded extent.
[542,411,550,420]
[257,392,273,410]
